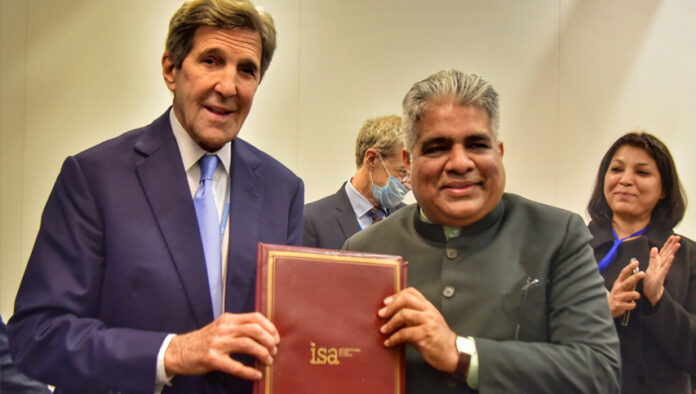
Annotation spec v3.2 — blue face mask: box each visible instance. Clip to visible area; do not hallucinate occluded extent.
[371,155,410,210]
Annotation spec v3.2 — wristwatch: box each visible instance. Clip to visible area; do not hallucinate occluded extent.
[454,336,476,379]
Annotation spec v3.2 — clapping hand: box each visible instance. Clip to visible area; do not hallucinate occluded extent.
[643,235,681,306]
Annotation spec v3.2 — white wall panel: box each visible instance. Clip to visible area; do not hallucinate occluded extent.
[557,1,696,238]
[296,0,561,204]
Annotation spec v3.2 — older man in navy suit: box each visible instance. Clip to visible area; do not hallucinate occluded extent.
[8,1,302,393]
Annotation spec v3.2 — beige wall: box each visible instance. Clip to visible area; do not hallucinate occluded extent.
[2,0,695,318]
[1,0,28,320]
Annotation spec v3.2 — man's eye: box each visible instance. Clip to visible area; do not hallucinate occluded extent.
[241,66,256,77]
[202,58,216,65]
[422,146,445,154]
[469,142,490,149]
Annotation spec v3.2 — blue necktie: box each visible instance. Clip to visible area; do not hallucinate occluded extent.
[194,155,222,317]
[597,227,647,271]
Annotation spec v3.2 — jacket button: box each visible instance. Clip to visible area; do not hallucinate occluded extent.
[443,286,455,298]
[446,248,458,259]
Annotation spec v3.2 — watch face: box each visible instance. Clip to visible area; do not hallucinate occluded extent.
[456,336,475,355]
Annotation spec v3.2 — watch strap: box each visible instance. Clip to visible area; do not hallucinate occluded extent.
[454,336,475,380]
[454,350,471,379]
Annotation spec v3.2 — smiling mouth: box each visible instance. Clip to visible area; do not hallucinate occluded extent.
[441,181,481,193]
[445,180,480,187]
[206,106,234,116]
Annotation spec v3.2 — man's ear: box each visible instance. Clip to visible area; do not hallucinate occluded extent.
[162,51,177,92]
[498,141,504,158]
[363,148,378,170]
[402,148,411,167]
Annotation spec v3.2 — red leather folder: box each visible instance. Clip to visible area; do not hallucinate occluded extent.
[254,243,407,394]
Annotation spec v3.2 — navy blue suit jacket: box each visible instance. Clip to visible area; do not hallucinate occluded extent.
[8,110,304,393]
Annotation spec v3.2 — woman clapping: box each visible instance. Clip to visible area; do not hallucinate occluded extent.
[587,132,696,393]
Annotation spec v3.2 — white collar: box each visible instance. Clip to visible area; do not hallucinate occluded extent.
[169,108,231,174]
[345,178,377,217]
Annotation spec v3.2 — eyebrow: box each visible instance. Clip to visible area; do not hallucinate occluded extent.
[466,132,494,142]
[610,159,655,168]
[420,136,450,146]
[197,47,260,69]
[420,132,493,146]
[198,46,222,57]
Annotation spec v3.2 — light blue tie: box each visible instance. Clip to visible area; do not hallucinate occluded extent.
[194,155,222,317]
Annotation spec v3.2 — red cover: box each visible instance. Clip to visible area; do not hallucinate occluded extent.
[254,243,407,394]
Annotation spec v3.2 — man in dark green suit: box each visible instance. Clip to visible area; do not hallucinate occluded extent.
[344,69,621,393]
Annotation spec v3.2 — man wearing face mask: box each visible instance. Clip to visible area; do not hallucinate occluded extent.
[303,115,411,249]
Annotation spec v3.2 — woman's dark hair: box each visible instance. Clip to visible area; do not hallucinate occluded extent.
[587,131,687,228]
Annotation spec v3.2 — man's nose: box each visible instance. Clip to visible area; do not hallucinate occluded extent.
[445,145,474,173]
[214,67,237,97]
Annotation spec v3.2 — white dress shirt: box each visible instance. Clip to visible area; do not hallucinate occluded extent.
[344,179,380,230]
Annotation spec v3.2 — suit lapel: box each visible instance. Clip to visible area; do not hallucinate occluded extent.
[335,185,361,239]
[134,112,213,326]
[225,139,263,313]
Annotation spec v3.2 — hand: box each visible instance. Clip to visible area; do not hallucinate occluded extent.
[643,235,681,306]
[378,287,458,373]
[607,260,645,318]
[164,312,280,380]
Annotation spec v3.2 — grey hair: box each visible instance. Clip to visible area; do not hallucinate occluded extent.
[354,115,404,168]
[166,0,277,80]
[402,69,500,151]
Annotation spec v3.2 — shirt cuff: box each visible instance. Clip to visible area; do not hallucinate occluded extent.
[155,334,176,393]
[466,336,479,389]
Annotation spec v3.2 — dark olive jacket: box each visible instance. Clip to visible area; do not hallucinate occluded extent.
[346,194,621,393]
